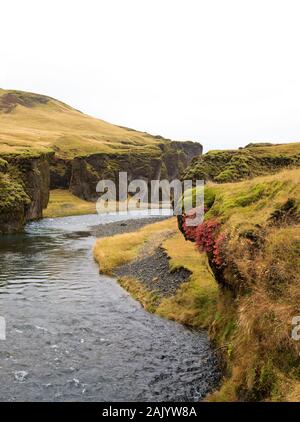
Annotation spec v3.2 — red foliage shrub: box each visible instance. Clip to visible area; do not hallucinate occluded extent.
[212,232,227,267]
[181,207,204,241]
[181,211,227,267]
[195,219,221,253]
[182,221,197,241]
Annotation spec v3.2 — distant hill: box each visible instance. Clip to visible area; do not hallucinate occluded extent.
[0,88,175,158]
[183,142,300,182]
[0,88,202,233]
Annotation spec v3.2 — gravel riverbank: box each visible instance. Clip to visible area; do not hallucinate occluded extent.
[92,215,192,297]
[116,247,191,296]
[91,216,169,238]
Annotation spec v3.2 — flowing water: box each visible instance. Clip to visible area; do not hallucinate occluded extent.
[0,211,219,402]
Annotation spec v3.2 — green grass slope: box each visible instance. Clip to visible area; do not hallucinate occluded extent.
[183,142,300,182]
[181,168,300,401]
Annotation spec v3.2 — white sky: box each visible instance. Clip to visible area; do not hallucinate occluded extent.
[1,0,300,151]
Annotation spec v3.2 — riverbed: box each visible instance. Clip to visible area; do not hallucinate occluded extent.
[0,211,219,401]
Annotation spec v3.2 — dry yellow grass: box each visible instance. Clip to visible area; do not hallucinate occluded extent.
[156,233,218,328]
[215,226,300,401]
[202,168,300,230]
[196,168,300,401]
[93,218,176,275]
[44,189,97,218]
[0,89,165,158]
[94,217,218,328]
[118,277,160,314]
[44,189,156,218]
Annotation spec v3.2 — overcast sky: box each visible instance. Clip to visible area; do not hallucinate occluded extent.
[1,0,300,151]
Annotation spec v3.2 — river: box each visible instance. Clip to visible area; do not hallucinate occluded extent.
[0,211,219,401]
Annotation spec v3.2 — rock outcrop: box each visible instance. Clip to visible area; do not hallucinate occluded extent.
[50,141,203,201]
[183,142,300,183]
[0,152,52,233]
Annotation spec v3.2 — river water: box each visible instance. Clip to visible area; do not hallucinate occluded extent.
[0,211,219,401]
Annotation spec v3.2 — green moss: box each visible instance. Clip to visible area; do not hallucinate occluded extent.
[0,158,8,172]
[234,183,267,207]
[178,185,217,212]
[0,172,30,211]
[183,143,300,183]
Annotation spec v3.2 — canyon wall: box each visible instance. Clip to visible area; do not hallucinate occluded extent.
[50,141,203,201]
[0,141,202,233]
[0,152,52,233]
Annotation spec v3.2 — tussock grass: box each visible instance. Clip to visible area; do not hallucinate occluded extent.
[211,226,300,401]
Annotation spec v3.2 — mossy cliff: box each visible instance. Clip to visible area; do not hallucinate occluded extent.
[0,151,52,233]
[0,88,202,231]
[183,142,300,183]
[179,168,300,401]
[53,141,202,201]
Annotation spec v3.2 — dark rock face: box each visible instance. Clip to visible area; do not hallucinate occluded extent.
[50,157,72,189]
[22,156,51,220]
[0,209,26,234]
[69,153,163,201]
[170,140,203,164]
[0,140,202,233]
[0,153,52,233]
[55,140,203,201]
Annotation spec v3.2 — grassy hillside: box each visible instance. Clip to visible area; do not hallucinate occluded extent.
[0,88,202,231]
[0,88,171,159]
[180,168,300,401]
[183,142,300,183]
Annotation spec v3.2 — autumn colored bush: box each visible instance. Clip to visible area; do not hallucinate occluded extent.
[195,219,221,253]
[212,232,227,267]
[182,211,226,266]
[181,207,202,241]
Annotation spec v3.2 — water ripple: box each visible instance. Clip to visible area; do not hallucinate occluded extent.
[0,211,219,401]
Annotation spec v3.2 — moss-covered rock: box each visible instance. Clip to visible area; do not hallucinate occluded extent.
[0,152,52,233]
[183,142,300,183]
